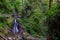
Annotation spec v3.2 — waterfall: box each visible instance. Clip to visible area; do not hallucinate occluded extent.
[12,19,19,34]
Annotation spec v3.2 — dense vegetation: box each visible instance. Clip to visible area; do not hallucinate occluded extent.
[0,0,60,40]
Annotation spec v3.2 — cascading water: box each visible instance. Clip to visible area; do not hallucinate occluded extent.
[10,9,27,40]
[12,19,19,34]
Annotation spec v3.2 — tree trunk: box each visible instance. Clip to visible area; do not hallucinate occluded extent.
[49,0,53,9]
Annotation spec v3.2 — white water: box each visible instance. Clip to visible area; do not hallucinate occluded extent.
[12,19,19,34]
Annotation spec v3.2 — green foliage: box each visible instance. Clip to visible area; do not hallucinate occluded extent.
[0,0,23,14]
[0,23,4,28]
[0,17,7,29]
[0,0,59,39]
[0,0,48,37]
[20,4,47,37]
[47,4,57,16]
